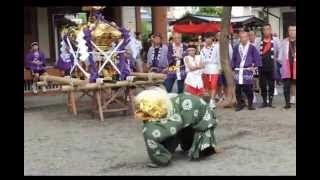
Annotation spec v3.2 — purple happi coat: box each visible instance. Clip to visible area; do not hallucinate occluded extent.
[167,43,188,79]
[231,44,262,84]
[57,52,74,71]
[117,54,135,80]
[25,50,46,71]
[147,44,169,73]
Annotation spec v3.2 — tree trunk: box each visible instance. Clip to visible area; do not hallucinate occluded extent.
[218,7,236,108]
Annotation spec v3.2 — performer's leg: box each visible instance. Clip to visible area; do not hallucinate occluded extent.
[283,78,291,109]
[244,84,255,110]
[143,120,183,167]
[39,71,47,92]
[178,126,195,152]
[161,135,179,153]
[259,70,268,107]
[32,71,40,94]
[164,77,175,93]
[290,80,296,104]
[209,74,219,109]
[33,73,40,82]
[144,134,173,167]
[267,71,275,107]
[177,79,185,94]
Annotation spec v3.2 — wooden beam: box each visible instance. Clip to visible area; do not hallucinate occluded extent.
[129,72,166,80]
[39,75,87,86]
[61,80,164,91]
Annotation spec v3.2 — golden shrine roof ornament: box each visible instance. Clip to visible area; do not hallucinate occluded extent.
[82,6,106,11]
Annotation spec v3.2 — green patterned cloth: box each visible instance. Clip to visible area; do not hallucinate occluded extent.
[142,93,218,166]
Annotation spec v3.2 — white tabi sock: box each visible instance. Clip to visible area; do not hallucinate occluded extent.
[32,83,38,94]
[290,96,296,104]
[274,87,278,95]
[209,99,216,109]
[253,94,257,103]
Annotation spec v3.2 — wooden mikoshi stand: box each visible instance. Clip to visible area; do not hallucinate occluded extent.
[39,73,166,121]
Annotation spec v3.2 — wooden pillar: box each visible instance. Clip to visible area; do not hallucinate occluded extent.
[151,6,168,43]
[135,6,142,33]
[114,7,122,26]
[24,7,38,59]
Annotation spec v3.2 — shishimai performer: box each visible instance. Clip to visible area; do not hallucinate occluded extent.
[134,88,218,168]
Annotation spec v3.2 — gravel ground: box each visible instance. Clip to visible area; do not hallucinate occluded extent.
[24,86,296,176]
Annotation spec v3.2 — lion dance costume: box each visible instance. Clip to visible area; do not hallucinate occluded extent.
[134,88,218,167]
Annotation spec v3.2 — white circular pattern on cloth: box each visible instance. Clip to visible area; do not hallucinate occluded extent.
[160,119,168,124]
[152,129,161,138]
[203,110,211,121]
[193,110,199,117]
[182,99,193,110]
[169,114,182,122]
[170,127,177,135]
[147,139,158,149]
[205,131,211,137]
[201,143,210,150]
[142,127,147,133]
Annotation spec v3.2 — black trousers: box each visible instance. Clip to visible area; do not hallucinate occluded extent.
[235,84,254,107]
[259,69,275,103]
[161,126,195,153]
[283,78,296,105]
[164,77,185,93]
[161,126,214,159]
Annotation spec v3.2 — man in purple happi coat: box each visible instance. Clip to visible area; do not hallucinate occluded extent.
[117,48,135,80]
[231,29,262,111]
[25,42,47,93]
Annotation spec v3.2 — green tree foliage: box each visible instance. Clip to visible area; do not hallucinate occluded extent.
[195,7,223,17]
[141,21,152,43]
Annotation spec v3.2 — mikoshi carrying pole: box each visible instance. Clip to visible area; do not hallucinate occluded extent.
[39,75,87,86]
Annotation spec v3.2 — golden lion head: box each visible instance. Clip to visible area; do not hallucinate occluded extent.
[134,87,173,121]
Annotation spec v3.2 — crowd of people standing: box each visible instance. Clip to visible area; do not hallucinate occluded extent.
[140,23,296,110]
[25,23,296,110]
